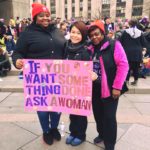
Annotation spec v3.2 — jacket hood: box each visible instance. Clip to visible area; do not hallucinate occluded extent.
[125,27,142,38]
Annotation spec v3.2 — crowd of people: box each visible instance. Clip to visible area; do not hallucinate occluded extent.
[0,2,150,150]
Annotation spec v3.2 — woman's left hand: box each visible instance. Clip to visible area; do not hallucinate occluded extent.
[112,89,121,100]
[90,71,98,81]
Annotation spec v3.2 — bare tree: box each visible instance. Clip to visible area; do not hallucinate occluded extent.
[92,8,102,20]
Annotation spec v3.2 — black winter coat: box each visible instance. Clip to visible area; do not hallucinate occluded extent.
[12,23,66,67]
[120,28,146,62]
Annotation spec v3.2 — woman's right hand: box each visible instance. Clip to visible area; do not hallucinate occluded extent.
[16,59,24,69]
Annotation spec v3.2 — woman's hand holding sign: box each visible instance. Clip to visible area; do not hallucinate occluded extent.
[91,71,98,81]
[16,59,24,69]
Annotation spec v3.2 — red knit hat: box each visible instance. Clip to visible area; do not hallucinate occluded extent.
[32,3,50,19]
[90,20,105,34]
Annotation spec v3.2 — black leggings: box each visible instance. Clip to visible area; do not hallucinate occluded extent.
[69,114,87,140]
[126,61,140,81]
[92,82,118,148]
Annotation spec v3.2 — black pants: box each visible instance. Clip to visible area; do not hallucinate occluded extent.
[126,61,140,81]
[0,60,11,71]
[69,114,87,140]
[92,82,118,149]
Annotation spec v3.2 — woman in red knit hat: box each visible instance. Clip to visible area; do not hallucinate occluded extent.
[88,20,129,150]
[12,3,65,145]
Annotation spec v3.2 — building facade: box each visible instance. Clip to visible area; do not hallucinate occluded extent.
[0,0,30,24]
[0,0,150,23]
[31,0,150,21]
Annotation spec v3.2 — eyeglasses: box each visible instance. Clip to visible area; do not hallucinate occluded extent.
[89,31,101,39]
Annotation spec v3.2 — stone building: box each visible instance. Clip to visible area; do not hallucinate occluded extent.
[0,0,30,24]
[40,0,149,21]
[0,0,150,23]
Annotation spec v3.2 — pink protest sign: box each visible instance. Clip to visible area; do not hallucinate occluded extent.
[23,59,93,116]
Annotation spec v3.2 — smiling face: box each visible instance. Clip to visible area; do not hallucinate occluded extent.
[36,12,50,28]
[89,28,104,45]
[70,26,82,44]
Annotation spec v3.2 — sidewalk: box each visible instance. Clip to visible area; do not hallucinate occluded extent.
[0,67,150,150]
[0,92,150,150]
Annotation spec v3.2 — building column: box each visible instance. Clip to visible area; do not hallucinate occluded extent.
[83,0,88,19]
[37,0,41,3]
[60,0,65,20]
[56,0,60,18]
[143,0,150,18]
[125,0,133,20]
[75,0,80,18]
[46,0,50,11]
[110,0,116,21]
[67,0,72,20]
[30,0,33,19]
[91,0,101,19]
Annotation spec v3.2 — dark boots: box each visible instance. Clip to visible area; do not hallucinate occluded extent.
[43,129,61,145]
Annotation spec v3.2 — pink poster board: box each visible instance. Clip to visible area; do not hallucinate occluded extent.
[23,59,93,116]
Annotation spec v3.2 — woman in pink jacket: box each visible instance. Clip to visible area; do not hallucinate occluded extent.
[88,20,129,150]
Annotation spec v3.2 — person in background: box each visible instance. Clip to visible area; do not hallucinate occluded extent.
[0,23,6,53]
[8,18,16,40]
[4,26,16,55]
[88,20,129,150]
[0,20,6,39]
[60,22,67,35]
[138,16,149,32]
[64,21,90,146]
[0,47,11,77]
[107,30,114,39]
[56,17,61,28]
[15,16,20,38]
[12,3,65,145]
[19,18,29,33]
[59,22,70,40]
[143,26,150,56]
[139,48,150,78]
[114,23,124,40]
[119,19,147,86]
[104,17,114,35]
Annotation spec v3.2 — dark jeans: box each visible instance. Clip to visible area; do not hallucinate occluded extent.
[0,60,11,77]
[37,111,61,133]
[92,82,118,149]
[5,40,16,52]
[126,61,140,81]
[69,114,87,140]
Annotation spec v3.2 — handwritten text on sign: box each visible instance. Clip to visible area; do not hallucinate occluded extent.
[23,59,93,116]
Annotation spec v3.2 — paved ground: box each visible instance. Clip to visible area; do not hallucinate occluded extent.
[0,66,150,150]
